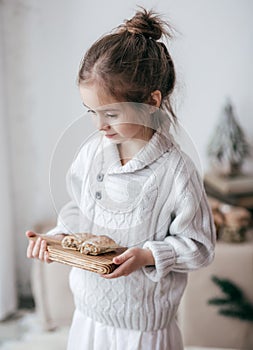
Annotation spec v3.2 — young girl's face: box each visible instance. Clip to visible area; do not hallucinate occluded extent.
[79,84,153,143]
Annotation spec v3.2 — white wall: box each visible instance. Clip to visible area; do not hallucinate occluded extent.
[1,0,252,295]
[0,2,17,318]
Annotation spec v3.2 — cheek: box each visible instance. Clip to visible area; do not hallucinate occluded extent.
[114,124,142,137]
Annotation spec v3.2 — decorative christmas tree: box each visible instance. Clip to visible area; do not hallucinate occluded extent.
[207,100,250,176]
[208,275,253,322]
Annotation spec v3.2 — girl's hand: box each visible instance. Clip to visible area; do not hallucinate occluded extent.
[101,247,155,279]
[26,231,65,264]
[26,231,52,263]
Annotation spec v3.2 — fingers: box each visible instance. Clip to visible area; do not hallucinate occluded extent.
[113,248,135,265]
[103,254,135,279]
[44,251,53,264]
[102,260,132,279]
[32,237,42,258]
[26,230,37,238]
[26,231,51,264]
[103,247,151,279]
[26,239,36,259]
[38,240,47,260]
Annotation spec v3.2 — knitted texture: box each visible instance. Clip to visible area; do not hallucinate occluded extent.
[47,122,215,331]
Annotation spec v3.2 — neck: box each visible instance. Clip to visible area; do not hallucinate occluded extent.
[117,130,154,165]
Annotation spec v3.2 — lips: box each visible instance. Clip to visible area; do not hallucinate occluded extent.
[105,133,117,138]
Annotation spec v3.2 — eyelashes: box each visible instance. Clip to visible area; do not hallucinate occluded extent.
[86,109,119,118]
[105,113,118,118]
[87,109,96,114]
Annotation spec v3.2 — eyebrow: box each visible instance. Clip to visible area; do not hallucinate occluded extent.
[83,102,96,113]
[82,102,121,113]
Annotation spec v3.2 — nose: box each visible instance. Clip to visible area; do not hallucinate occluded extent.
[97,115,110,131]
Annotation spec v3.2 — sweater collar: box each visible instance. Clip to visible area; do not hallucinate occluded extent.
[102,118,173,174]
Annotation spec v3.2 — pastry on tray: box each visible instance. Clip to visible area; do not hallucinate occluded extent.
[80,235,119,255]
[61,233,95,251]
[61,233,119,255]
[27,233,124,273]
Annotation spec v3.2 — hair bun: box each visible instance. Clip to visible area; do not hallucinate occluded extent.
[124,8,165,40]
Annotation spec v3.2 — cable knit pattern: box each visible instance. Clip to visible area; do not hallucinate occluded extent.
[47,121,216,332]
[143,241,176,282]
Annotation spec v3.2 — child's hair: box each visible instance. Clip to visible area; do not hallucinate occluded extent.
[78,7,177,124]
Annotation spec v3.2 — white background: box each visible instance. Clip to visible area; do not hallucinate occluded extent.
[1,0,252,298]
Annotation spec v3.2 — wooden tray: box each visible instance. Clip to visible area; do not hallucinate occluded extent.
[29,235,126,274]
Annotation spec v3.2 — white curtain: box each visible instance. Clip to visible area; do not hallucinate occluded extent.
[0,4,17,320]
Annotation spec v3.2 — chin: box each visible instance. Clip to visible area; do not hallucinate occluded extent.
[109,138,122,144]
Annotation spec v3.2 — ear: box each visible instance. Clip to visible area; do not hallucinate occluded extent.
[149,90,162,108]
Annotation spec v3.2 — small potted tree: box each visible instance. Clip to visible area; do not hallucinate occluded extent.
[207,100,250,177]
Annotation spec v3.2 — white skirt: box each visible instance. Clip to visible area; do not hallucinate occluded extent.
[67,309,184,350]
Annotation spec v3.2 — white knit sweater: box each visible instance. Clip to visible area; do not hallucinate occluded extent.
[48,121,216,332]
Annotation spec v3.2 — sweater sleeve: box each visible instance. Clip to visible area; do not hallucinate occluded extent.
[142,168,216,282]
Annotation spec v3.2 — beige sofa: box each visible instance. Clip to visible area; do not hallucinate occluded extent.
[178,238,253,349]
[31,260,74,331]
[31,222,74,331]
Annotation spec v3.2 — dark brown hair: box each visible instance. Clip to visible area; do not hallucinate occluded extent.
[78,8,177,124]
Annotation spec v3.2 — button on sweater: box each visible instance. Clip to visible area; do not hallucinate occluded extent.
[47,120,216,331]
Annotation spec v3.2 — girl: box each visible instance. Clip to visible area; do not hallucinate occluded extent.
[26,8,215,350]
